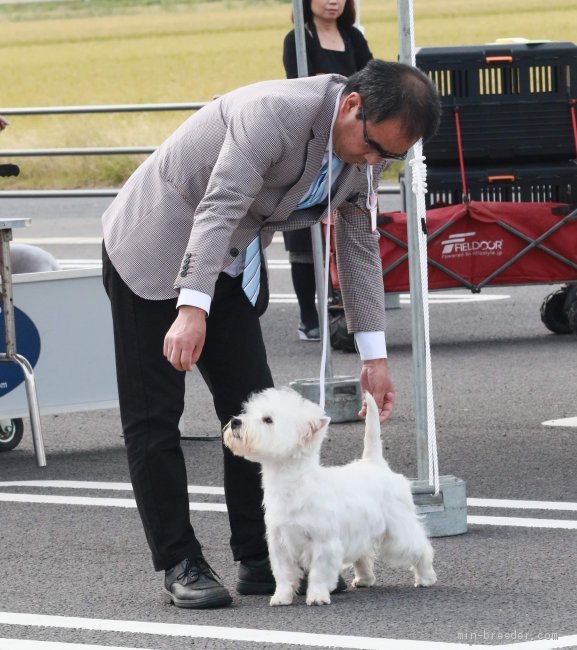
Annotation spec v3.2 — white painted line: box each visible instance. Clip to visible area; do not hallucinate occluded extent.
[0,480,224,494]
[542,416,577,428]
[17,236,286,246]
[0,612,496,650]
[2,484,577,522]
[468,498,577,512]
[399,293,510,304]
[14,237,103,245]
[7,484,577,511]
[0,639,149,650]
[0,612,574,649]
[2,491,577,529]
[268,293,510,305]
[272,293,512,305]
[56,259,291,270]
[468,516,577,530]
[57,260,102,270]
[0,492,227,511]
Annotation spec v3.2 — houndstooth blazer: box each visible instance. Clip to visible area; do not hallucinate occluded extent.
[102,74,385,332]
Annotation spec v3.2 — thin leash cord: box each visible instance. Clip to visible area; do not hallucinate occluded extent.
[408,0,440,495]
[318,90,343,412]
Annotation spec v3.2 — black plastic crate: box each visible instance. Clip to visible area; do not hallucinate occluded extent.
[424,161,577,208]
[417,42,577,163]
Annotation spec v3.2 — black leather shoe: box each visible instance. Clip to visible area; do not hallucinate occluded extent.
[237,556,275,595]
[164,556,232,608]
[237,556,347,595]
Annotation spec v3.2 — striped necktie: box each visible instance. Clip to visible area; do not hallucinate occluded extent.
[297,153,345,209]
[242,236,261,306]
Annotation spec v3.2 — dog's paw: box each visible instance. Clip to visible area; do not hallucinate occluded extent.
[269,589,294,606]
[351,576,375,589]
[306,587,331,606]
[414,568,437,587]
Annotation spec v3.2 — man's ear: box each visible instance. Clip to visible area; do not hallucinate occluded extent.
[341,91,361,116]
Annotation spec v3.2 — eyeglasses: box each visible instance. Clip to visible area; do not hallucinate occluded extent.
[360,105,408,161]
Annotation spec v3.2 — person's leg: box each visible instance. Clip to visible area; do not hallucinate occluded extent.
[197,273,273,562]
[290,261,319,334]
[284,229,319,339]
[102,246,201,571]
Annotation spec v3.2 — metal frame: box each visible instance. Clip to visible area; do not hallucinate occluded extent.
[379,204,577,293]
[0,219,46,467]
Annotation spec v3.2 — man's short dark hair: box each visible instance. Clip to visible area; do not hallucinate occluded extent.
[343,59,441,142]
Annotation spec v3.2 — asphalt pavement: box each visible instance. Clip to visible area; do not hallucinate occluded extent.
[0,196,576,649]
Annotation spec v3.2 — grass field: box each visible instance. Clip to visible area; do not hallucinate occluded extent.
[2,0,577,188]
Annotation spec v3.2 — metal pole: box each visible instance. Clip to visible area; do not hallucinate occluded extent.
[292,0,333,377]
[293,0,308,78]
[1,231,17,358]
[397,0,429,482]
[0,228,46,466]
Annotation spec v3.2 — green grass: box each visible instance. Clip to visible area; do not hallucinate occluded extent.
[1,0,576,188]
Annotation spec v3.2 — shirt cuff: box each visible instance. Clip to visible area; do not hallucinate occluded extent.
[176,288,212,315]
[354,331,387,360]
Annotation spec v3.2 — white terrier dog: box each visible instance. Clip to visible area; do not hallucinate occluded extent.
[223,388,436,606]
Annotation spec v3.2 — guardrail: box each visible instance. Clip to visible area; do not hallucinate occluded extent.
[0,102,207,160]
[0,186,401,199]
[0,101,401,197]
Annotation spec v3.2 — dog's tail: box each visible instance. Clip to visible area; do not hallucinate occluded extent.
[362,392,386,463]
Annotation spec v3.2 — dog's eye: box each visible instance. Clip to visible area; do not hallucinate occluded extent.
[262,416,273,424]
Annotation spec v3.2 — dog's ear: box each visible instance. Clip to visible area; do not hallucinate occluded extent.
[302,416,331,444]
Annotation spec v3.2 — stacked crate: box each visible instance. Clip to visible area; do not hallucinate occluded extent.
[415,41,577,208]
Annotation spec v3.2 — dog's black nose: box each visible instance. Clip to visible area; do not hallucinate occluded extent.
[230,418,242,429]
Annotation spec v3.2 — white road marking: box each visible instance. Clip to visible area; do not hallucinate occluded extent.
[55,259,292,270]
[2,482,576,511]
[0,480,224,494]
[268,293,510,305]
[399,293,510,304]
[467,516,577,530]
[15,237,103,245]
[0,639,148,650]
[468,498,577,512]
[0,492,226,511]
[542,417,577,427]
[1,612,574,649]
[57,260,101,270]
[1,484,576,528]
[15,235,288,245]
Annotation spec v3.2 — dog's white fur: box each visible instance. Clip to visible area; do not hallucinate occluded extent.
[223,388,436,606]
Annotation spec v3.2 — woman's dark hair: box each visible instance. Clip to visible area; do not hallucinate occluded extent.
[343,59,441,142]
[301,0,356,29]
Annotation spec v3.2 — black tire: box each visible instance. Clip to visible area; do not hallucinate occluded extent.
[540,290,572,334]
[567,300,577,335]
[329,311,356,352]
[0,418,24,452]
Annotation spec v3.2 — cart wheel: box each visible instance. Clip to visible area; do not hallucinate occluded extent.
[329,311,356,352]
[0,418,24,452]
[567,300,577,335]
[540,289,572,334]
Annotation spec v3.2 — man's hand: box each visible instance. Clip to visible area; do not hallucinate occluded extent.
[359,358,396,423]
[163,305,207,371]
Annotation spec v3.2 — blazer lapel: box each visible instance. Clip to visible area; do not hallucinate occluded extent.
[267,81,344,224]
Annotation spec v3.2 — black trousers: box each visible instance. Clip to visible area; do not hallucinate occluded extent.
[102,246,273,571]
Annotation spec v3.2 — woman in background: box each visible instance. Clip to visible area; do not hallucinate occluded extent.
[282,0,372,341]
